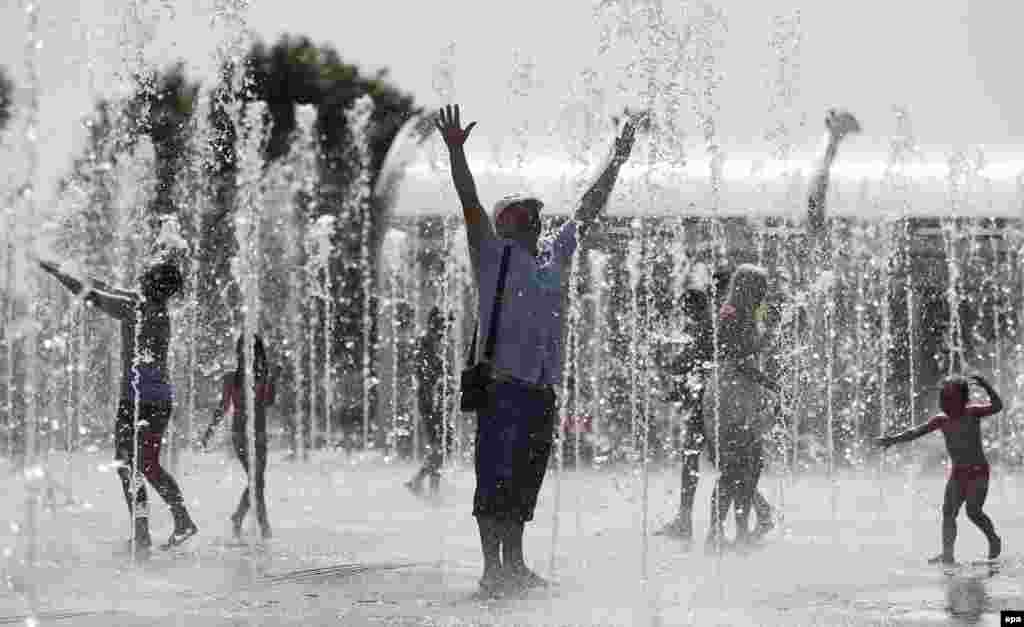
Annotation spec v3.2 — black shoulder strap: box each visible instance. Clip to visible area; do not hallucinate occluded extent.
[483,245,513,361]
[466,327,477,367]
[466,245,512,365]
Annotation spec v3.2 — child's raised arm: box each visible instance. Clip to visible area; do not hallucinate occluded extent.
[967,375,1003,417]
[83,285,137,321]
[875,415,944,448]
[38,260,137,320]
[88,276,140,300]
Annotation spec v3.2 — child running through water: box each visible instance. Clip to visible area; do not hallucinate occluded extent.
[202,334,276,540]
[876,374,1003,565]
[36,258,198,554]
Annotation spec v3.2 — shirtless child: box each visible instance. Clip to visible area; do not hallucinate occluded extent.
[38,258,198,554]
[876,374,1003,565]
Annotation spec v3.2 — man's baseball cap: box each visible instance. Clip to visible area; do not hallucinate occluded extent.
[493,193,544,223]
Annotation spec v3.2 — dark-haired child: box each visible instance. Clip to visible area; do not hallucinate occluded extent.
[202,334,275,539]
[38,259,198,554]
[876,374,1003,564]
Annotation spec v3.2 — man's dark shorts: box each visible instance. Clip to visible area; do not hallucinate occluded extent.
[473,381,556,523]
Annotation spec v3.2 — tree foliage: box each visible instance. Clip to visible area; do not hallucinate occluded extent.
[222,35,423,377]
[140,64,200,217]
[62,35,423,445]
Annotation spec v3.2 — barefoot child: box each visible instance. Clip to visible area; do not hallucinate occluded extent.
[876,374,1003,565]
[201,334,276,539]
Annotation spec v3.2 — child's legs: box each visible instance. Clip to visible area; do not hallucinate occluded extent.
[233,431,251,473]
[732,436,759,538]
[425,450,443,477]
[254,437,269,523]
[419,391,444,478]
[422,416,443,478]
[137,402,187,515]
[942,476,966,558]
[673,398,705,534]
[232,432,252,522]
[114,400,148,517]
[962,471,997,541]
[707,477,730,539]
[750,437,774,526]
[752,490,773,528]
[710,451,742,539]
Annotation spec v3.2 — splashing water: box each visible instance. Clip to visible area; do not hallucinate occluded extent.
[305,213,335,452]
[4,2,1024,625]
[287,104,320,460]
[232,100,268,541]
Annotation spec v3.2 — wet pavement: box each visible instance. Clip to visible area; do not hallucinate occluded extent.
[1,452,1021,625]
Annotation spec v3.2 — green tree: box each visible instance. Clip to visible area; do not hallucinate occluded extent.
[244,34,421,357]
[140,64,200,218]
[207,34,426,444]
[63,36,427,447]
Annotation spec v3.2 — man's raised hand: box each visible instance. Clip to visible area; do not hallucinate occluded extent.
[611,108,649,164]
[434,104,477,149]
[826,108,861,142]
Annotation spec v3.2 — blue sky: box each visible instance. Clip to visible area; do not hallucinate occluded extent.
[0,0,1022,208]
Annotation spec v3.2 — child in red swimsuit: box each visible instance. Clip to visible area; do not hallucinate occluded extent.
[202,335,276,539]
[876,374,1003,564]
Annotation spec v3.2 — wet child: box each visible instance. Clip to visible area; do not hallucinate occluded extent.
[202,334,275,540]
[703,264,780,549]
[37,258,197,554]
[656,268,778,545]
[876,374,1003,564]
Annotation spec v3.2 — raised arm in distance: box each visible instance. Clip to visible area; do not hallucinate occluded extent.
[37,259,136,320]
